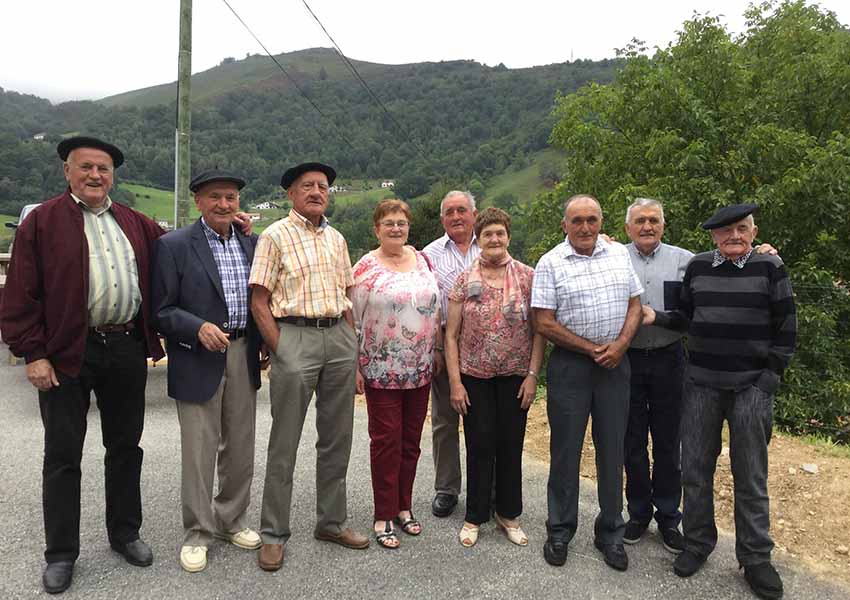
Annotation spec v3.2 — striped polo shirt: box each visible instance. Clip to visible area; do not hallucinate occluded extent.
[654,250,797,392]
[73,195,141,327]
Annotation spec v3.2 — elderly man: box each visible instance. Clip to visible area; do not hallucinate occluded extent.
[621,198,694,553]
[643,204,796,600]
[250,162,367,572]
[0,136,165,594]
[421,190,479,517]
[532,194,643,572]
[151,170,264,573]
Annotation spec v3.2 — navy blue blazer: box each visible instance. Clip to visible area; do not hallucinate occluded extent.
[151,219,261,403]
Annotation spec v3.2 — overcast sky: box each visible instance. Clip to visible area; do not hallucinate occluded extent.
[3,0,847,102]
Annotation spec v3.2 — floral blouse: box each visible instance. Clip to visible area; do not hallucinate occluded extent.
[351,250,440,389]
[448,261,534,378]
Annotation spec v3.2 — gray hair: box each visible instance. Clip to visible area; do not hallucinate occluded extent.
[626,198,665,224]
[563,194,601,217]
[440,190,476,215]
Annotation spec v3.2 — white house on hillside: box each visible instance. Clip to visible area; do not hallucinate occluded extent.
[255,201,280,210]
[381,180,395,189]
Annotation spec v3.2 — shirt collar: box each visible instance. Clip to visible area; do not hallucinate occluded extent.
[289,208,328,231]
[440,232,477,250]
[561,236,607,259]
[200,217,234,242]
[71,193,112,216]
[712,248,753,269]
[635,241,662,258]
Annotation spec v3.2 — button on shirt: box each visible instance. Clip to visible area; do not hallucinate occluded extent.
[249,209,353,318]
[627,242,694,350]
[531,238,643,345]
[73,194,141,327]
[421,233,480,325]
[200,218,250,330]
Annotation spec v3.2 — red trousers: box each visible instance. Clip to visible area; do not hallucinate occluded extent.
[364,384,430,521]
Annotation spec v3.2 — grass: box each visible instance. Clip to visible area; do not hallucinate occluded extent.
[482,149,561,204]
[120,183,197,223]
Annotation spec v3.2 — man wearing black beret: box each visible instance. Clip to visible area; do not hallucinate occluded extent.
[0,136,166,593]
[643,203,797,600]
[151,170,265,573]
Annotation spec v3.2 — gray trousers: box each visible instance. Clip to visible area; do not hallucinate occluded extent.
[260,321,357,545]
[681,381,774,566]
[176,337,257,546]
[546,347,630,545]
[430,362,462,496]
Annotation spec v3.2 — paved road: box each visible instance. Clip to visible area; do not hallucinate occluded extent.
[1,357,847,599]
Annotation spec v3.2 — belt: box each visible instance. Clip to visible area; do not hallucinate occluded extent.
[629,340,682,356]
[90,322,135,335]
[226,328,248,339]
[276,316,341,329]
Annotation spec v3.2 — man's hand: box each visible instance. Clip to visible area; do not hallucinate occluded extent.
[233,212,253,235]
[259,344,271,370]
[641,305,656,326]
[449,382,471,416]
[355,370,366,395]
[755,243,778,256]
[593,340,627,369]
[600,233,615,244]
[26,358,59,391]
[517,375,537,409]
[198,322,230,353]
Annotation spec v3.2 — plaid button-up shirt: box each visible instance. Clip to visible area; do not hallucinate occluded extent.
[249,209,353,318]
[201,218,250,330]
[532,237,643,345]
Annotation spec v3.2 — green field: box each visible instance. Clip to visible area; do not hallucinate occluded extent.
[0,213,18,250]
[483,149,560,204]
[120,183,199,224]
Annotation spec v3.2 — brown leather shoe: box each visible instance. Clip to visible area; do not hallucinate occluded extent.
[314,527,370,549]
[258,543,284,571]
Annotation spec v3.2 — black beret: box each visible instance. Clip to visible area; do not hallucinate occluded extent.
[280,162,336,189]
[57,136,124,168]
[189,169,246,193]
[701,203,759,230]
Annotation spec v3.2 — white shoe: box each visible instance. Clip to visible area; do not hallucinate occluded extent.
[215,528,262,550]
[179,546,207,573]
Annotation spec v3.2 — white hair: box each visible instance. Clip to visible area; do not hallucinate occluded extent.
[626,198,665,224]
[440,190,476,215]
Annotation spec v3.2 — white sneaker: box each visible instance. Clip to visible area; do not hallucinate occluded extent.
[215,528,262,550]
[179,546,207,573]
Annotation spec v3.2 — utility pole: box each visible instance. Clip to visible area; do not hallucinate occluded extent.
[174,0,192,229]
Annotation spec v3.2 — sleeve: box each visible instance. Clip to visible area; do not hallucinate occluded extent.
[653,261,693,332]
[530,254,558,309]
[340,235,355,288]
[150,237,205,348]
[0,214,48,362]
[626,252,644,298]
[349,258,370,332]
[248,231,281,291]
[756,262,797,392]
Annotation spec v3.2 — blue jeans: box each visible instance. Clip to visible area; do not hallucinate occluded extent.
[681,381,774,566]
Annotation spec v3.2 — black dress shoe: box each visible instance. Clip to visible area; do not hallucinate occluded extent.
[594,539,628,571]
[673,549,707,577]
[431,493,458,518]
[111,538,153,566]
[623,520,648,545]
[743,562,784,600]
[43,561,74,594]
[543,538,568,566]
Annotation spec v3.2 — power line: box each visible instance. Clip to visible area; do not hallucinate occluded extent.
[299,0,431,162]
[220,0,357,150]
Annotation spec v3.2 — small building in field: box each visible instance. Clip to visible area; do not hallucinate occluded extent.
[255,201,280,210]
[32,132,46,141]
[380,180,395,189]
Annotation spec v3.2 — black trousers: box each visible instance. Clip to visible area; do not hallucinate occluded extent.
[38,329,148,563]
[461,374,528,525]
[624,341,685,529]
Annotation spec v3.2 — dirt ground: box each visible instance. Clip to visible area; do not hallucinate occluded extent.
[521,395,850,589]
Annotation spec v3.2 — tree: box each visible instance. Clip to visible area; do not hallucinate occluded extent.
[529,0,850,440]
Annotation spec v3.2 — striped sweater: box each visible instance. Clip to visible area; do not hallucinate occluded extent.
[654,251,797,393]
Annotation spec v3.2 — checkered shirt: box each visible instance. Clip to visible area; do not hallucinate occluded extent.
[712,248,754,269]
[201,218,250,330]
[531,238,644,345]
[249,210,354,318]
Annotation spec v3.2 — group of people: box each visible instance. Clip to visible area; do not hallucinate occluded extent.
[0,136,796,600]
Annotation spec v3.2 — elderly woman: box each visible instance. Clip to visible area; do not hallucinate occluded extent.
[350,199,441,549]
[445,207,545,547]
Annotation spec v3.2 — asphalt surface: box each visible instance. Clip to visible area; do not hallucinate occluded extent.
[1,354,847,599]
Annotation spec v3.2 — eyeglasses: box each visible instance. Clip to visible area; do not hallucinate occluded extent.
[70,162,113,175]
[299,181,329,193]
[380,220,409,229]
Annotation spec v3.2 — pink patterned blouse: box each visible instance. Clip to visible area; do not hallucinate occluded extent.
[449,261,535,379]
[351,250,440,389]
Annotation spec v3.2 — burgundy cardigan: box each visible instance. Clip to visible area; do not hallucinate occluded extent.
[0,190,166,376]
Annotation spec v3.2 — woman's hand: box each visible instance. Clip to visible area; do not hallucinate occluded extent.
[355,370,365,395]
[449,382,470,416]
[518,375,537,410]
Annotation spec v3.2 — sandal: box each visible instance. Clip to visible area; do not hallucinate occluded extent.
[394,513,422,536]
[374,521,399,549]
[494,513,528,546]
[459,522,479,547]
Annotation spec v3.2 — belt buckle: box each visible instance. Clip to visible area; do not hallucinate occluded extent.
[316,318,329,329]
